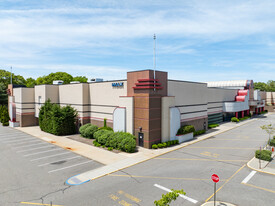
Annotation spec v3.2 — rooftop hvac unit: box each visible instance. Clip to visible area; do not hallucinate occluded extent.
[70,81,80,84]
[53,80,64,85]
[88,78,103,83]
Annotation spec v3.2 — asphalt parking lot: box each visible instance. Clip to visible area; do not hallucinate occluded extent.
[1,114,275,206]
[0,125,103,205]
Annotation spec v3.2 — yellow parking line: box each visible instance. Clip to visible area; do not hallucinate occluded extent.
[21,202,63,206]
[155,157,247,162]
[242,183,275,194]
[109,174,227,181]
[188,146,257,150]
[118,190,141,203]
[205,164,246,202]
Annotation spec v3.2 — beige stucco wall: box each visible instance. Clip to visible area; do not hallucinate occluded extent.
[161,96,175,142]
[13,88,35,115]
[35,85,59,117]
[118,96,134,134]
[168,80,208,121]
[89,81,127,123]
[207,87,237,114]
[266,92,275,105]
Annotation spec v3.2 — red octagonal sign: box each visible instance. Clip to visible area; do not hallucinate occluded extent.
[211,174,219,183]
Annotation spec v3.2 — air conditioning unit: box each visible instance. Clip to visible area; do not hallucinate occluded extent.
[53,80,64,85]
[88,78,103,83]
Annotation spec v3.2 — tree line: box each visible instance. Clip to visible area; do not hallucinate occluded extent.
[0,69,88,105]
[254,80,275,92]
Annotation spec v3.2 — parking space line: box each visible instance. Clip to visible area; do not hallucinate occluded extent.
[205,164,246,202]
[242,183,275,194]
[38,156,81,167]
[48,160,93,173]
[20,201,63,206]
[118,190,141,203]
[17,145,54,153]
[3,138,34,144]
[210,139,263,141]
[0,135,28,140]
[154,184,198,204]
[2,138,32,143]
[154,157,247,162]
[30,152,71,161]
[24,148,62,157]
[13,142,46,148]
[188,146,257,150]
[241,171,257,184]
[108,174,227,181]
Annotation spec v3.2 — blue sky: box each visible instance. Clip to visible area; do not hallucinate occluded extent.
[0,0,275,82]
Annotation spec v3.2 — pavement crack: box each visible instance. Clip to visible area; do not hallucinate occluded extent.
[120,170,141,183]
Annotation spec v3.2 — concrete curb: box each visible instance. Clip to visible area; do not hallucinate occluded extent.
[201,201,236,206]
[247,154,275,176]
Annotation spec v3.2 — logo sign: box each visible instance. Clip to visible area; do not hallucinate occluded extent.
[211,174,219,183]
[112,82,124,87]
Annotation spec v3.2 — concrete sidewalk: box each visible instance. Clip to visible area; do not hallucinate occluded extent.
[247,149,275,176]
[14,116,262,185]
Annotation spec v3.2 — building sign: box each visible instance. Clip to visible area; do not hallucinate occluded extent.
[112,82,124,87]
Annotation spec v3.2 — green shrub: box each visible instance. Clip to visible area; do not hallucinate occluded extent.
[94,129,109,141]
[108,147,113,151]
[208,124,219,129]
[177,125,195,135]
[39,100,78,135]
[1,105,10,126]
[98,126,113,131]
[93,141,101,147]
[255,150,272,161]
[239,116,250,121]
[162,142,167,148]
[82,125,98,139]
[79,123,91,136]
[97,130,114,145]
[194,130,206,136]
[231,117,239,122]
[158,143,163,148]
[269,139,275,147]
[104,118,107,127]
[152,144,158,149]
[119,136,136,153]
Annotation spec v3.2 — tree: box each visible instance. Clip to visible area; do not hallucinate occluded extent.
[266,80,275,92]
[260,124,275,146]
[73,76,88,83]
[0,82,8,105]
[254,82,267,91]
[26,77,36,88]
[36,72,73,85]
[154,189,185,206]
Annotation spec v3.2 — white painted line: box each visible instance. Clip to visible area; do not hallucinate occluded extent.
[13,142,45,148]
[2,138,31,143]
[30,152,71,161]
[48,160,93,173]
[38,156,81,167]
[154,184,198,204]
[242,171,257,184]
[24,148,62,157]
[0,135,28,140]
[17,145,54,153]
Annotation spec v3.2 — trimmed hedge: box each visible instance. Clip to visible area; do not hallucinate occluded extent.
[83,125,98,139]
[231,117,239,122]
[255,150,272,161]
[39,100,78,135]
[152,140,179,149]
[79,123,91,135]
[0,104,10,126]
[194,130,206,136]
[177,125,195,135]
[239,116,250,121]
[93,130,136,153]
[208,124,219,129]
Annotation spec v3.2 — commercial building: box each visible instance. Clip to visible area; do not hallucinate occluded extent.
[9,69,267,148]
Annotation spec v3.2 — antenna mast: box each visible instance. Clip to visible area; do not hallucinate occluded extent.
[10,66,12,85]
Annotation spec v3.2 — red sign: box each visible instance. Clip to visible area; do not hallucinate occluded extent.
[211,174,219,183]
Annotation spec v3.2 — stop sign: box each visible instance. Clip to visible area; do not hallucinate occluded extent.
[211,174,219,183]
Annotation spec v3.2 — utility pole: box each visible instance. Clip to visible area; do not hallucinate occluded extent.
[10,66,12,85]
